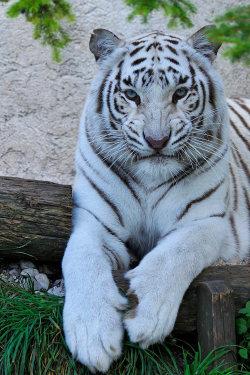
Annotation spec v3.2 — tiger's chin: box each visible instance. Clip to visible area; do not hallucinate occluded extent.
[130,155,185,183]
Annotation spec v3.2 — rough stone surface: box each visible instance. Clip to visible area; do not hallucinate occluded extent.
[47,279,65,297]
[0,0,249,184]
[20,260,36,270]
[35,273,50,290]
[21,268,39,277]
[9,269,19,278]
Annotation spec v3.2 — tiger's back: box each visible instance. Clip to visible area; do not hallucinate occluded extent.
[226,98,250,261]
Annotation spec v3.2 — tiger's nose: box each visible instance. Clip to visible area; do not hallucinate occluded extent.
[144,134,170,150]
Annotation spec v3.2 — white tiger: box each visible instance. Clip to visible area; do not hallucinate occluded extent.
[62,26,250,373]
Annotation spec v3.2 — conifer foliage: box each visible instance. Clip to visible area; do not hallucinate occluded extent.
[1,0,75,62]
[124,0,197,28]
[205,5,250,66]
[1,0,250,66]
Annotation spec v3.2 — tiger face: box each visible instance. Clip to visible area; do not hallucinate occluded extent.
[89,28,226,179]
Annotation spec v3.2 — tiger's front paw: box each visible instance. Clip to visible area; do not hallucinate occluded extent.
[124,264,181,348]
[63,289,128,373]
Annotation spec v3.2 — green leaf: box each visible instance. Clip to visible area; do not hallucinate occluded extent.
[236,318,248,334]
[239,348,248,359]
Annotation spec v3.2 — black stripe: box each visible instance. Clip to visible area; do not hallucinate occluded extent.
[107,81,119,122]
[75,206,124,242]
[171,133,187,146]
[210,212,226,218]
[189,62,196,86]
[127,133,143,146]
[199,67,216,109]
[110,121,118,130]
[230,214,239,248]
[189,97,200,112]
[235,99,250,117]
[178,75,189,85]
[132,57,147,66]
[232,142,250,183]
[243,186,250,231]
[146,43,155,52]
[164,57,179,65]
[114,97,125,115]
[230,119,250,151]
[176,179,224,222]
[115,60,124,90]
[200,80,206,114]
[168,66,179,74]
[166,45,178,55]
[164,39,179,45]
[163,36,181,41]
[97,71,111,114]
[103,244,124,270]
[130,45,144,56]
[79,149,107,181]
[230,145,241,168]
[131,40,146,46]
[78,164,124,227]
[128,125,139,137]
[228,104,250,132]
[85,119,143,203]
[229,164,238,210]
[175,121,186,136]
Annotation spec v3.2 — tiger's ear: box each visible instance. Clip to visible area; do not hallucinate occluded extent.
[187,25,221,62]
[89,29,123,64]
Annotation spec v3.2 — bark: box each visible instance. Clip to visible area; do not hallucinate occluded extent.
[0,176,72,261]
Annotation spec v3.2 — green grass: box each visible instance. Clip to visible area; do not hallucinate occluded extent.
[0,280,249,375]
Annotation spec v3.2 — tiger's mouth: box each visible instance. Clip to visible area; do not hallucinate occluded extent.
[135,150,182,161]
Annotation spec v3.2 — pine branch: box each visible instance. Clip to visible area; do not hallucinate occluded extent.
[205,5,250,66]
[124,0,197,28]
[0,0,75,63]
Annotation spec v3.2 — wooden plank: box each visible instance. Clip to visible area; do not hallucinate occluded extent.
[197,280,236,371]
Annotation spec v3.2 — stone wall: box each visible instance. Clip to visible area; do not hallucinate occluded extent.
[0,0,249,184]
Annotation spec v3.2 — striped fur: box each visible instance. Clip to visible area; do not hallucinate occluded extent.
[62,27,250,373]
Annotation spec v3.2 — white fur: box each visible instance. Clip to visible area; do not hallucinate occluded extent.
[62,29,250,373]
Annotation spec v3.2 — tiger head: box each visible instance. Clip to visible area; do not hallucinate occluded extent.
[87,27,228,179]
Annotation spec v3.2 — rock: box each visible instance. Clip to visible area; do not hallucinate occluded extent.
[54,279,62,287]
[20,260,36,270]
[8,275,14,282]
[9,262,19,269]
[33,280,43,291]
[47,284,65,297]
[9,269,19,278]
[35,273,49,290]
[21,268,39,277]
[38,264,54,275]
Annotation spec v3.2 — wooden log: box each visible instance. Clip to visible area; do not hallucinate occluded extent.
[0,176,72,261]
[197,280,236,371]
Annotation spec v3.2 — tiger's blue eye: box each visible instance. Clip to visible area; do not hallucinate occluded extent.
[172,87,188,103]
[124,90,141,105]
[126,90,137,99]
[175,88,187,97]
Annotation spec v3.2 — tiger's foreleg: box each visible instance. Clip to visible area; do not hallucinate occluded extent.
[124,217,228,348]
[62,209,130,373]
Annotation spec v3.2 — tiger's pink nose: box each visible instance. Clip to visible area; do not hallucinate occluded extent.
[144,134,170,150]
